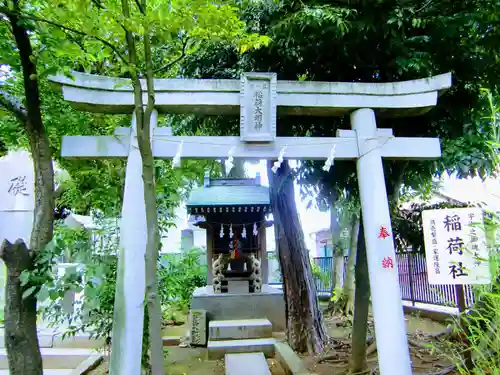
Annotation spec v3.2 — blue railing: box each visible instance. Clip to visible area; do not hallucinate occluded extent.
[311,252,475,308]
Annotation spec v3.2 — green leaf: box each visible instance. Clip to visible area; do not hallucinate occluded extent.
[22,286,37,300]
[19,271,30,287]
[38,66,60,79]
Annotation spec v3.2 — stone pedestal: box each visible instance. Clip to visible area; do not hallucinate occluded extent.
[191,285,285,331]
[227,280,249,294]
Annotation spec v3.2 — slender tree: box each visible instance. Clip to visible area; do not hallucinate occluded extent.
[349,219,370,372]
[0,1,55,373]
[267,160,328,354]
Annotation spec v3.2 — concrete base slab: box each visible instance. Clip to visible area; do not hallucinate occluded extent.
[70,353,103,375]
[0,348,95,370]
[274,342,310,375]
[0,331,101,350]
[0,370,73,375]
[209,319,272,341]
[225,352,271,375]
[207,338,275,360]
[192,285,285,331]
[0,333,55,349]
[53,334,104,349]
[162,336,181,346]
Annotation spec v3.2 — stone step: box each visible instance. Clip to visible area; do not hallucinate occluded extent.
[0,333,55,349]
[225,352,271,375]
[0,348,94,370]
[207,338,275,360]
[0,331,102,349]
[209,319,272,341]
[0,370,73,375]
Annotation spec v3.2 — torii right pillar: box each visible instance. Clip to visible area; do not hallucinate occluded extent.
[352,108,412,375]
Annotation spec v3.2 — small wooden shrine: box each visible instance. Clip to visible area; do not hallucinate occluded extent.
[186,173,271,294]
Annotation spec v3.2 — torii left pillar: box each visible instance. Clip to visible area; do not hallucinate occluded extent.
[109,110,157,375]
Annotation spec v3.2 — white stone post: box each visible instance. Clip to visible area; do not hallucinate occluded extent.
[109,110,157,375]
[351,108,412,375]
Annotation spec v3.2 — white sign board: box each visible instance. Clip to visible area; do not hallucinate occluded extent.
[422,207,491,285]
[0,150,35,243]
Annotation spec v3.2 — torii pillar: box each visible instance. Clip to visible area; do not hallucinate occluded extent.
[351,108,411,374]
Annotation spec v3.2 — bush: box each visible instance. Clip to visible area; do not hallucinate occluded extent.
[39,220,207,344]
[440,212,500,374]
[38,220,119,346]
[158,248,207,320]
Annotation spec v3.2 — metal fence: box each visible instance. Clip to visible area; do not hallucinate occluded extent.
[312,252,475,308]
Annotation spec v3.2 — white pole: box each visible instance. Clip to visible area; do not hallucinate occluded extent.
[109,110,157,374]
[351,108,412,375]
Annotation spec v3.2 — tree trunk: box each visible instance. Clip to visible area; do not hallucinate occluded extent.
[330,202,343,293]
[350,219,370,373]
[139,125,164,375]
[1,3,55,374]
[342,217,359,316]
[0,241,42,375]
[120,0,163,372]
[142,33,165,375]
[332,255,344,291]
[267,160,328,354]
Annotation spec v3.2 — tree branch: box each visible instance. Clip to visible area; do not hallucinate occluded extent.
[153,37,190,73]
[0,86,28,125]
[0,6,127,64]
[91,0,105,10]
[134,0,145,14]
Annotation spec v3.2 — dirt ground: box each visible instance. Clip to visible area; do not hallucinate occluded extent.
[89,350,286,375]
[302,312,457,375]
[88,313,456,375]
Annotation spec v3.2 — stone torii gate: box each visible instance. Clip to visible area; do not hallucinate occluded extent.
[50,71,452,375]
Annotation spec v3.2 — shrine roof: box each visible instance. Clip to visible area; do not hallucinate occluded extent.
[186,175,270,212]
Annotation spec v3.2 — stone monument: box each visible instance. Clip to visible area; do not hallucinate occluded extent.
[0,151,35,321]
[0,150,35,244]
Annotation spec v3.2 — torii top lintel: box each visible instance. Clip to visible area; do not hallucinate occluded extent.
[52,71,451,161]
[49,71,451,119]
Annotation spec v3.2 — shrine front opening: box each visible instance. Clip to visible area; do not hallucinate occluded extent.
[50,70,452,375]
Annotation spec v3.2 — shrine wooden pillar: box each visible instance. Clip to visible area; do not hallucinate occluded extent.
[207,227,214,285]
[259,223,268,284]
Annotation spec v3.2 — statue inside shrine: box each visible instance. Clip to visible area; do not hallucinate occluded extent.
[212,225,262,293]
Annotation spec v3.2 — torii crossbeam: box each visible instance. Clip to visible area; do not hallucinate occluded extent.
[50,71,452,375]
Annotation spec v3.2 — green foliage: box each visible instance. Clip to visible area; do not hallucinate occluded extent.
[180,0,500,211]
[392,201,471,253]
[310,258,330,287]
[37,218,120,345]
[37,223,206,345]
[4,0,270,79]
[158,248,207,318]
